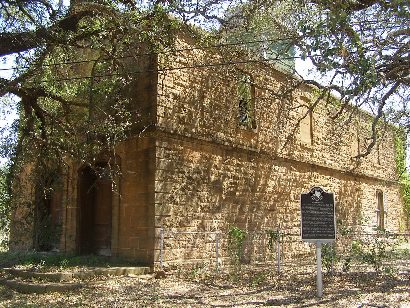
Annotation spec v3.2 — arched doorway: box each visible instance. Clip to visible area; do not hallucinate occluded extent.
[77,164,113,255]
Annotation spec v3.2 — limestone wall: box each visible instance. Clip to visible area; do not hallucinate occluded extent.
[115,137,156,264]
[153,33,405,266]
[156,34,398,182]
[153,134,404,265]
[57,163,77,253]
[7,32,405,268]
[59,136,156,264]
[9,164,36,251]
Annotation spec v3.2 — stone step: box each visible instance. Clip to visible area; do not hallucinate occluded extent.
[2,266,151,282]
[2,268,74,282]
[0,266,152,294]
[0,278,82,294]
[75,266,152,278]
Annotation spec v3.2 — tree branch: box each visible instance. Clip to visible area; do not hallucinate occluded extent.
[355,81,402,159]
[0,2,123,57]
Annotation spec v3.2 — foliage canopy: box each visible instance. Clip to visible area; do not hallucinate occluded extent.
[0,0,408,165]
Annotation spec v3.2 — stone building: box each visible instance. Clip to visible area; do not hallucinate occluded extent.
[9,30,406,267]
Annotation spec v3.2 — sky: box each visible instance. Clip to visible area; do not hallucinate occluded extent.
[0,55,18,165]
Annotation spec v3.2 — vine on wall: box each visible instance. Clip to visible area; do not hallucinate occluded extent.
[394,129,410,220]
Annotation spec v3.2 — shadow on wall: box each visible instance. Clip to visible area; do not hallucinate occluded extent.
[156,140,305,262]
[337,181,363,229]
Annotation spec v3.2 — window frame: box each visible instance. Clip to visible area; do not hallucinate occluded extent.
[237,72,256,130]
[299,108,314,145]
[376,190,385,230]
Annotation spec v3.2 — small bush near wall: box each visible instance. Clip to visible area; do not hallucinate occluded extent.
[227,226,247,275]
[0,165,10,252]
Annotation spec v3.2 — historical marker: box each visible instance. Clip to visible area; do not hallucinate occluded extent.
[300,186,336,298]
[301,186,336,242]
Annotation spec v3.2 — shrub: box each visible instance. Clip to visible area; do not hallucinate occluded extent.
[227,226,246,268]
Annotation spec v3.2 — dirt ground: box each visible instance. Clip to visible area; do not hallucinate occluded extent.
[1,266,410,308]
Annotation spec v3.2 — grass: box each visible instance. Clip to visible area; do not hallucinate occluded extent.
[0,251,144,271]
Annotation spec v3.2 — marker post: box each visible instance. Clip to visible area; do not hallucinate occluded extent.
[316,241,323,298]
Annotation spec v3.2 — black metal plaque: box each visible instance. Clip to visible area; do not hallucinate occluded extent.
[300,187,336,241]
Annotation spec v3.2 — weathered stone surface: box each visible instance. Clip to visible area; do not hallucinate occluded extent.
[9,31,406,268]
[152,33,405,266]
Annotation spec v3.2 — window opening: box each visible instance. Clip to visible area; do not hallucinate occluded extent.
[350,132,360,157]
[300,108,313,145]
[376,190,385,230]
[238,73,256,129]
